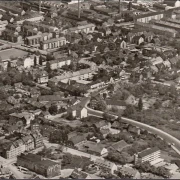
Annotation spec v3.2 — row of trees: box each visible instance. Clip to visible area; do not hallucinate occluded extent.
[135,161,171,178]
[0,68,34,87]
[107,151,133,165]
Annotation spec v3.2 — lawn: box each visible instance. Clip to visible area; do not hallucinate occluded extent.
[0,48,29,60]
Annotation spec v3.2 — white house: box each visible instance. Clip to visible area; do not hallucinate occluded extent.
[94,158,118,174]
[67,103,88,119]
[68,23,96,34]
[50,57,72,70]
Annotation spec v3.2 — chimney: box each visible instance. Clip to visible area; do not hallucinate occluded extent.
[119,0,121,15]
[78,0,81,19]
[39,0,41,13]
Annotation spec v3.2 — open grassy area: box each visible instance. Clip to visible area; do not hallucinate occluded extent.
[0,48,29,60]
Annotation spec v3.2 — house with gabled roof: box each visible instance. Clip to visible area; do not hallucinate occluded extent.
[106,99,126,111]
[94,158,117,174]
[67,102,88,119]
[69,134,87,147]
[108,140,130,152]
[93,120,111,130]
[84,141,108,156]
[21,135,35,151]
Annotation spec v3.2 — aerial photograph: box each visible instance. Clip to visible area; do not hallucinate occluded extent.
[1,0,180,179]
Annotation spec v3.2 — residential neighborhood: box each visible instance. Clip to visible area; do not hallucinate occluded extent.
[0,0,180,179]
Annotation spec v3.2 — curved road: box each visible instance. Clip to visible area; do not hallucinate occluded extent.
[85,99,180,151]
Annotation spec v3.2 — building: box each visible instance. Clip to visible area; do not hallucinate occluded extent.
[84,141,108,156]
[35,70,49,84]
[69,134,87,147]
[31,132,43,149]
[94,158,117,174]
[25,33,53,47]
[136,22,178,37]
[21,135,35,151]
[49,57,72,70]
[106,99,126,111]
[17,153,61,178]
[134,147,161,164]
[0,138,25,159]
[135,11,164,23]
[68,23,96,34]
[94,120,111,130]
[49,68,95,85]
[2,29,22,43]
[40,37,66,50]
[0,20,8,34]
[108,140,130,152]
[67,103,88,119]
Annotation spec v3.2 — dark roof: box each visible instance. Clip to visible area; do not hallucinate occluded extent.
[109,140,129,152]
[138,147,160,158]
[18,153,59,168]
[84,141,106,154]
[69,134,86,145]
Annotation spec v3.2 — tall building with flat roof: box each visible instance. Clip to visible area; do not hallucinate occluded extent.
[134,147,161,164]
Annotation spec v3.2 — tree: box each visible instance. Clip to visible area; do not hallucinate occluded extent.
[123,105,135,117]
[169,84,177,98]
[64,91,69,98]
[49,105,58,115]
[46,53,54,61]
[7,61,11,72]
[27,72,33,81]
[39,55,43,65]
[158,85,167,96]
[34,56,37,66]
[138,98,143,111]
[3,75,11,85]
[102,112,112,121]
[46,61,51,73]
[103,93,107,100]
[0,90,8,100]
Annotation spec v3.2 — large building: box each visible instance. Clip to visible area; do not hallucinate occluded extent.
[0,132,43,159]
[135,11,164,23]
[40,37,66,50]
[17,153,61,178]
[134,147,161,164]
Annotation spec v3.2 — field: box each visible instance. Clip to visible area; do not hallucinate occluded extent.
[0,48,29,60]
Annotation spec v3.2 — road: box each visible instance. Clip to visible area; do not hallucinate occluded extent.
[43,140,102,161]
[85,99,180,151]
[8,164,24,179]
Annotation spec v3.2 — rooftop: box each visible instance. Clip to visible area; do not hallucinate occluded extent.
[138,147,160,158]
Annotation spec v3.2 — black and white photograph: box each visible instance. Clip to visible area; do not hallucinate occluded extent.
[0,0,179,179]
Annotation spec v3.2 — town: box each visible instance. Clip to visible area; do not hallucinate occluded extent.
[0,0,180,179]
